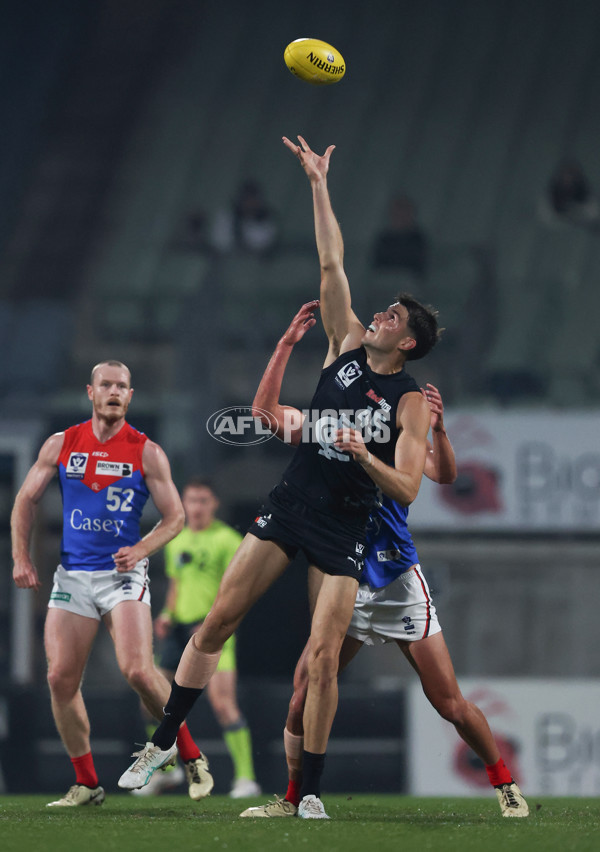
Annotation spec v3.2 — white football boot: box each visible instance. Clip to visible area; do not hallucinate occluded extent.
[118,742,178,790]
[495,782,530,817]
[240,795,298,817]
[298,794,330,819]
[47,784,105,807]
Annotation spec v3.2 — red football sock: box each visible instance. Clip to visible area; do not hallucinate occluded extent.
[176,723,201,762]
[485,757,512,787]
[285,779,302,807]
[71,752,98,788]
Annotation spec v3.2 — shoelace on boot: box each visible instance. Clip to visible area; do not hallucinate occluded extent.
[188,761,202,784]
[500,784,519,808]
[129,745,160,775]
[302,797,324,815]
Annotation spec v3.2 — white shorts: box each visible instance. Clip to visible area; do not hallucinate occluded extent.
[347,564,441,645]
[48,560,151,621]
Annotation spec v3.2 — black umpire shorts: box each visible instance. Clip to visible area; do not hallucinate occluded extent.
[157,622,199,671]
[248,484,366,581]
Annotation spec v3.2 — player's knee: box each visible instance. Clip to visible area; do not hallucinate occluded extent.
[433,694,464,725]
[307,645,338,685]
[120,662,153,693]
[47,666,80,701]
[200,612,235,649]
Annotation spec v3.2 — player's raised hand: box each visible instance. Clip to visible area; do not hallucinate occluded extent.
[421,383,446,432]
[282,135,336,182]
[280,300,320,346]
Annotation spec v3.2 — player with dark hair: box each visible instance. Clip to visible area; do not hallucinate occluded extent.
[239,302,529,819]
[11,360,212,806]
[119,136,439,819]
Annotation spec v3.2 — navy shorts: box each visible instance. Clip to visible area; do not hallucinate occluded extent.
[248,485,366,581]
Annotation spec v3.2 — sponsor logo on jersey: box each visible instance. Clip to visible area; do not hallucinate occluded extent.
[366,388,392,413]
[66,452,89,479]
[92,451,109,457]
[335,360,362,389]
[95,461,133,477]
[377,548,402,562]
[69,509,125,537]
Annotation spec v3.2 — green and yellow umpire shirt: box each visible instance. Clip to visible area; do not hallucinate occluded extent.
[164,521,243,623]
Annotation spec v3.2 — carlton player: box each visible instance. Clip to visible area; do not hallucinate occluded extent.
[11,360,213,807]
[119,137,437,819]
[241,302,529,818]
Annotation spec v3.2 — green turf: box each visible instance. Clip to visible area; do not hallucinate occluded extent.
[1,794,599,852]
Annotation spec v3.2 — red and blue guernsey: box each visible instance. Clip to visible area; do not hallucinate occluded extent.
[57,420,150,571]
[363,494,419,589]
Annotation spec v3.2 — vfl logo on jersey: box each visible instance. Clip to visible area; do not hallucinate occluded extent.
[95,461,133,477]
[355,542,365,555]
[66,452,89,479]
[335,360,362,389]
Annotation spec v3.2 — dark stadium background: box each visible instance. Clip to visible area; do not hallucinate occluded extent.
[1,0,599,795]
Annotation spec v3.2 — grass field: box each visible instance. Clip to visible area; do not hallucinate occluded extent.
[1,794,599,852]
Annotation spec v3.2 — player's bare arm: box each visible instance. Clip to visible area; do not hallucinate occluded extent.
[252,301,319,445]
[335,392,431,506]
[421,383,457,485]
[282,135,364,365]
[113,441,185,572]
[11,432,64,590]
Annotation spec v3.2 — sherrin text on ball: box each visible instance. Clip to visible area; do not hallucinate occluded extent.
[284,38,345,85]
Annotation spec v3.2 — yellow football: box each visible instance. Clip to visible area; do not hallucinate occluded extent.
[284,38,345,86]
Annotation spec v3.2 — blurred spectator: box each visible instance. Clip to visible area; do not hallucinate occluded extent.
[371,194,429,277]
[539,159,599,228]
[210,180,280,256]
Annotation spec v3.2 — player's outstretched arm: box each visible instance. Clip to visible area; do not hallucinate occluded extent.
[283,135,364,364]
[11,432,63,590]
[113,442,185,572]
[422,383,457,484]
[252,301,319,445]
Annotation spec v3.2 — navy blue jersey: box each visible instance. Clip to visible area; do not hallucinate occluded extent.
[277,347,420,527]
[363,494,419,589]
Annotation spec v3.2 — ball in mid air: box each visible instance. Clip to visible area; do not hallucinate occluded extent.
[283,38,345,85]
